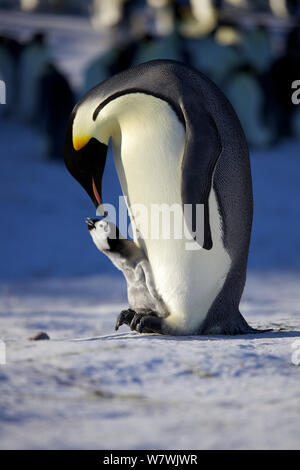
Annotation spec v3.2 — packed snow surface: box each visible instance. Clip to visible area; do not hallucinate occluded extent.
[0,273,300,450]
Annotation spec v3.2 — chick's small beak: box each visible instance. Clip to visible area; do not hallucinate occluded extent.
[86,217,96,231]
[73,135,90,151]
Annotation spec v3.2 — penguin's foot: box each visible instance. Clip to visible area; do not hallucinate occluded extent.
[134,312,164,334]
[199,310,272,335]
[115,308,135,331]
[116,309,164,333]
[129,311,163,334]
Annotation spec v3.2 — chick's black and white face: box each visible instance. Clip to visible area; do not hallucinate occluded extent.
[88,219,111,252]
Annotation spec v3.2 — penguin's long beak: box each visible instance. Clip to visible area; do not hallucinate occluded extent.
[64,112,108,211]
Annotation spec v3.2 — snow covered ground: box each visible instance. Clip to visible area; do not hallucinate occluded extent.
[0,9,300,451]
[0,273,299,449]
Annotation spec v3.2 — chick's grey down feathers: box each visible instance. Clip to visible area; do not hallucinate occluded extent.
[87,219,169,319]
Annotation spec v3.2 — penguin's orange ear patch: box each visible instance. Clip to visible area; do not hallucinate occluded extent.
[92,178,102,205]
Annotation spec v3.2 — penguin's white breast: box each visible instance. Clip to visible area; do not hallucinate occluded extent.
[102,93,231,334]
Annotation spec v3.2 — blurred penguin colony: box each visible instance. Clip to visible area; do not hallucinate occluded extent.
[0,0,300,158]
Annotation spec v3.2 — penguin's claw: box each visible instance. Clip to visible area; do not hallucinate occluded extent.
[115,309,135,331]
[130,312,145,331]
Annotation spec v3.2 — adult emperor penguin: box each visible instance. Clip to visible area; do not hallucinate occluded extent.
[64,59,258,336]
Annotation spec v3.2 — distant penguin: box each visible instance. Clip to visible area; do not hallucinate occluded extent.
[86,217,169,333]
[186,32,242,88]
[65,59,264,335]
[224,63,273,147]
[132,31,184,66]
[18,32,49,122]
[82,49,118,96]
[243,26,272,75]
[38,64,74,159]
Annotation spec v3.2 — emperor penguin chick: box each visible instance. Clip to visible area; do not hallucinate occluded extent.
[86,218,169,334]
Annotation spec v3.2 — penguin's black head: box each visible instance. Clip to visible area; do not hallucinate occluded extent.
[64,105,108,212]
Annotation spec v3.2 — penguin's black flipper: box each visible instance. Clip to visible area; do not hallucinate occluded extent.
[180,103,222,250]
